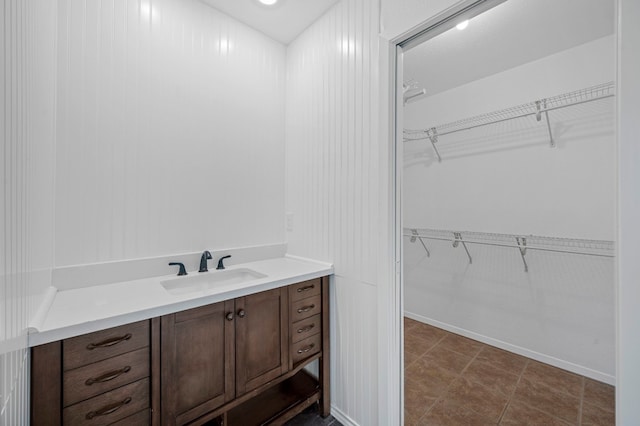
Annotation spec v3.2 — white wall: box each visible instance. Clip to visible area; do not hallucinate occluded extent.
[285,0,381,424]
[404,35,616,240]
[380,0,461,40]
[0,0,57,424]
[402,36,616,381]
[54,0,286,267]
[616,0,640,423]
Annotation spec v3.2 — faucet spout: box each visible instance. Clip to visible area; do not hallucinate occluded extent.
[199,250,213,272]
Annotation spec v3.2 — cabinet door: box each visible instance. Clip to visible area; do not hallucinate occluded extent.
[161,300,235,426]
[235,287,289,395]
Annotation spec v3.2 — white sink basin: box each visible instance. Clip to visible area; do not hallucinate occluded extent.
[161,268,267,295]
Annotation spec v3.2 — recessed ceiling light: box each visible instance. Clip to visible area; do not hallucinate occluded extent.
[456,20,469,30]
[258,0,278,5]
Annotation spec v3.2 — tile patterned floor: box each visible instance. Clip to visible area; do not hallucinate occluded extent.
[404,317,615,426]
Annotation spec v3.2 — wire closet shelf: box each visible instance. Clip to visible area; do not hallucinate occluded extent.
[403,82,616,161]
[403,227,615,272]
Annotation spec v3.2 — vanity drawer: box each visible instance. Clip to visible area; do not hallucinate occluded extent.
[290,295,321,322]
[63,321,149,370]
[63,347,149,407]
[289,278,321,302]
[109,409,150,426]
[291,314,321,343]
[291,334,321,365]
[63,378,149,426]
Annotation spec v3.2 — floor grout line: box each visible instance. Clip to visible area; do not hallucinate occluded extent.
[577,376,585,426]
[413,330,486,424]
[414,332,456,423]
[404,319,614,426]
[516,363,586,425]
[496,358,530,424]
[459,344,483,375]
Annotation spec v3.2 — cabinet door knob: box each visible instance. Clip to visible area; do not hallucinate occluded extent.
[237,309,246,318]
[226,312,234,321]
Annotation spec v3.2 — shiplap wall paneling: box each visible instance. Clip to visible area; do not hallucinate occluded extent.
[285,0,380,424]
[2,1,30,424]
[55,0,286,267]
[2,0,56,424]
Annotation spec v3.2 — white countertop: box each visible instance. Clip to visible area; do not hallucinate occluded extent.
[28,255,333,347]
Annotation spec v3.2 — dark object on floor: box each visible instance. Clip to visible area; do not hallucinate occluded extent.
[284,403,342,426]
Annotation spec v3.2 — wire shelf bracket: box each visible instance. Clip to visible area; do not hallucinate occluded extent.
[409,229,431,257]
[427,128,442,163]
[536,100,555,148]
[453,232,472,264]
[515,236,528,272]
[403,227,615,273]
[404,82,615,156]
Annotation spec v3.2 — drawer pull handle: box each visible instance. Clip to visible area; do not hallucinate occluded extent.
[297,343,315,354]
[297,304,315,314]
[86,333,132,350]
[296,284,315,293]
[297,324,315,334]
[237,309,246,318]
[85,366,132,386]
[85,397,132,419]
[226,312,234,321]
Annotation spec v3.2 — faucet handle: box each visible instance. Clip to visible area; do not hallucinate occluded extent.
[217,255,232,270]
[169,262,188,276]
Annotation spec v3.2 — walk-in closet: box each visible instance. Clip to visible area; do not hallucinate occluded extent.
[401,0,616,424]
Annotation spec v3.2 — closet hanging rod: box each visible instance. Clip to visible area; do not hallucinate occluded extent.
[404,82,615,141]
[402,231,615,258]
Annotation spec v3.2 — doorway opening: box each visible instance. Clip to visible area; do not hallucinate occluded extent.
[394,0,617,423]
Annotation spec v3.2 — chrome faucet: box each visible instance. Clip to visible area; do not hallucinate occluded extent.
[199,250,212,272]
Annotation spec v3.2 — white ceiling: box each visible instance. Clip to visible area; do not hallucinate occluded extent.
[404,0,615,97]
[200,0,340,45]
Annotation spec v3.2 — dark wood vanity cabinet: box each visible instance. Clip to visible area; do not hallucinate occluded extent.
[234,287,289,395]
[31,320,154,426]
[161,300,236,425]
[161,287,289,425]
[31,276,330,426]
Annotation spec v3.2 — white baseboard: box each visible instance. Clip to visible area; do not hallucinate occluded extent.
[330,405,360,426]
[404,311,615,386]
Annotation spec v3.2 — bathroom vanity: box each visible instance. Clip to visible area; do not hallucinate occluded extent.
[29,256,331,426]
